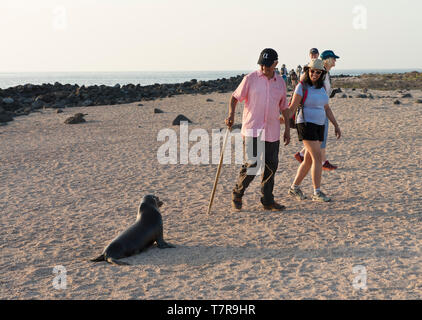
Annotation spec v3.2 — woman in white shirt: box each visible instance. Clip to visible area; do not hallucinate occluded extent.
[287,59,341,202]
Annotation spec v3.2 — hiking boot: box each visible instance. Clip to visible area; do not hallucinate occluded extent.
[263,201,286,211]
[294,152,304,163]
[232,198,242,210]
[288,187,307,200]
[322,160,337,171]
[312,191,331,202]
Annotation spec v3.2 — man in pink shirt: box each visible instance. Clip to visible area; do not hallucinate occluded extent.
[225,48,291,211]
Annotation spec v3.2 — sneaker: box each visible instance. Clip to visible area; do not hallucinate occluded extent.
[312,191,331,202]
[263,201,286,211]
[288,187,307,200]
[322,160,337,171]
[232,198,242,210]
[294,152,304,163]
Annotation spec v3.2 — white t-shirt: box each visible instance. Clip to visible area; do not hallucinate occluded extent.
[323,72,332,97]
[294,82,329,126]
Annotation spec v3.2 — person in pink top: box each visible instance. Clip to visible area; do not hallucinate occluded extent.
[225,48,291,211]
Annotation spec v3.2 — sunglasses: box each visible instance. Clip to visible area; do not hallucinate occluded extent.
[310,69,323,75]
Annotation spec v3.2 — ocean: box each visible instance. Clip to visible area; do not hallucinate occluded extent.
[0,69,421,89]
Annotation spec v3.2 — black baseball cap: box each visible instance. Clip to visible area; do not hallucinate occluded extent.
[310,48,319,54]
[257,48,278,67]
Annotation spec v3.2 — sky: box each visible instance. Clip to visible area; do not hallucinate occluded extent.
[0,0,421,72]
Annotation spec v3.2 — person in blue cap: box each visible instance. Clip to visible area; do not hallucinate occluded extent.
[294,50,340,171]
[319,50,340,170]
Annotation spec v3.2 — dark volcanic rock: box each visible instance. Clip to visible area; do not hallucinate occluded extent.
[82,99,93,107]
[0,113,14,123]
[172,114,192,125]
[2,97,14,104]
[0,74,246,119]
[357,94,368,98]
[206,98,214,102]
[330,88,342,98]
[416,99,422,104]
[402,93,412,98]
[64,113,87,124]
[154,108,164,114]
[341,94,347,98]
[393,100,401,105]
[56,109,63,113]
[32,100,45,110]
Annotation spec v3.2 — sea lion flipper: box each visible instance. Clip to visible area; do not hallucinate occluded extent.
[90,254,105,262]
[106,257,131,266]
[157,239,175,249]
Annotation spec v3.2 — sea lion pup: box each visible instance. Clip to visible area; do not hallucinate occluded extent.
[91,195,175,265]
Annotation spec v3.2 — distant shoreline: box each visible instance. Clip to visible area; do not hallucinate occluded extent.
[1,71,421,125]
[1,69,421,89]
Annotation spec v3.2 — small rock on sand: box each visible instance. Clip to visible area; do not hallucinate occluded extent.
[64,113,87,124]
[172,114,192,125]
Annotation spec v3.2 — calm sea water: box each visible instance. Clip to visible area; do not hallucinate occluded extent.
[0,69,420,89]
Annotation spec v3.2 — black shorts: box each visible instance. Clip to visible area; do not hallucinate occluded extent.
[296,123,325,142]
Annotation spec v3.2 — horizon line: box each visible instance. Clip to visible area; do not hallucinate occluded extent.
[1,68,422,74]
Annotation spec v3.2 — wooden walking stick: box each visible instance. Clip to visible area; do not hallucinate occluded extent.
[207,127,231,215]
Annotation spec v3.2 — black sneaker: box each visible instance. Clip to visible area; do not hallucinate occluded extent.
[232,198,242,210]
[263,201,286,211]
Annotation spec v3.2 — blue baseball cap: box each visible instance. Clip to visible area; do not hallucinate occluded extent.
[320,50,340,60]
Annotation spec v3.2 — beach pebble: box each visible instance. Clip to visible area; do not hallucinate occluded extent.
[416,99,422,104]
[402,93,412,98]
[357,94,368,98]
[154,108,164,114]
[138,103,144,106]
[341,94,347,98]
[172,114,192,125]
[56,109,63,113]
[206,98,214,102]
[393,100,401,105]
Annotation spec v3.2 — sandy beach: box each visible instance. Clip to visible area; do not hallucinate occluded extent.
[1,89,421,300]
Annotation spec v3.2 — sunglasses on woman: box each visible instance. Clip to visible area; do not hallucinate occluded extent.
[310,69,323,75]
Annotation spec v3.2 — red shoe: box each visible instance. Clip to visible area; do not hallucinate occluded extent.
[323,160,338,171]
[294,152,304,163]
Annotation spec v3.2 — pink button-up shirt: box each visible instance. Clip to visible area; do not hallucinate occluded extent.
[233,70,288,142]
